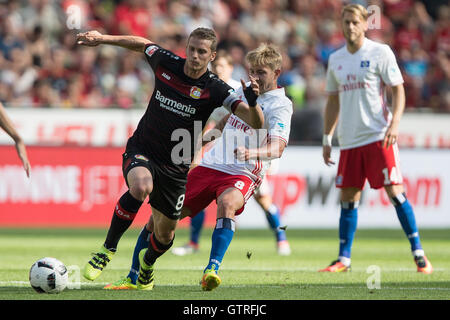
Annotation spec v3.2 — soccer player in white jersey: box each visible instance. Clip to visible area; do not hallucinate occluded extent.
[319,4,432,274]
[172,50,291,257]
[183,43,292,290]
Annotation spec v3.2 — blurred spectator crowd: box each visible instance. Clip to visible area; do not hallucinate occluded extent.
[0,0,449,143]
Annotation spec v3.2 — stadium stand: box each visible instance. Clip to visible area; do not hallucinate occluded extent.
[0,0,448,144]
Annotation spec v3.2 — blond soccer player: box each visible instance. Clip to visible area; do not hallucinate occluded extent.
[319,4,432,274]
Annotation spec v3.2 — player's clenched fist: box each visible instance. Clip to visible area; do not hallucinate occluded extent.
[234,146,251,161]
[234,146,247,161]
[77,30,102,46]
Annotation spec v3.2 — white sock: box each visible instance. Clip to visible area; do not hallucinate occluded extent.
[338,256,351,267]
[412,249,425,257]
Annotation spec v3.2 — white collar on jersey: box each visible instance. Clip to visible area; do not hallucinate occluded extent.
[345,37,369,55]
[260,86,286,98]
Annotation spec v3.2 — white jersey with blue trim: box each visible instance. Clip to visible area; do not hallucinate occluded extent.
[200,85,292,183]
[326,38,404,150]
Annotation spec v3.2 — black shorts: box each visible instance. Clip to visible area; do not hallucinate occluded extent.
[122,150,187,220]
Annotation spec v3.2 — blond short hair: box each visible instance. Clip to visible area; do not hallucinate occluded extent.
[245,43,282,71]
[341,4,368,21]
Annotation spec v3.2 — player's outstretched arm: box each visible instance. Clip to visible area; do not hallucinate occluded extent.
[322,93,340,166]
[77,30,153,52]
[233,76,264,129]
[202,114,230,146]
[0,102,30,177]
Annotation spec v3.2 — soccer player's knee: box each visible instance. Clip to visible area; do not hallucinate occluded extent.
[129,182,152,201]
[217,196,239,215]
[385,184,404,199]
[156,230,175,246]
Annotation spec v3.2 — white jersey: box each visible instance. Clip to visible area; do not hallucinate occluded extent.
[200,86,292,183]
[326,38,404,149]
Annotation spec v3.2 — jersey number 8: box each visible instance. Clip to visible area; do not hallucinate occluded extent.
[175,194,185,211]
[234,181,245,190]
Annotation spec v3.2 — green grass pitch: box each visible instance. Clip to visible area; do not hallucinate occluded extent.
[1,227,449,300]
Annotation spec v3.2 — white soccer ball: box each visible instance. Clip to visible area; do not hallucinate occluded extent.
[29,257,68,294]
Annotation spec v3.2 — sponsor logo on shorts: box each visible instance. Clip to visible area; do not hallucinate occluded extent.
[336,175,343,186]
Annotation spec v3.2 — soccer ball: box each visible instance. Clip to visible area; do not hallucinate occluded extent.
[29,257,68,293]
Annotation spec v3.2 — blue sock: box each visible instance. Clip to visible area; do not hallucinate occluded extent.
[338,201,358,259]
[264,204,287,242]
[205,218,235,273]
[127,226,150,284]
[391,193,423,253]
[190,210,205,245]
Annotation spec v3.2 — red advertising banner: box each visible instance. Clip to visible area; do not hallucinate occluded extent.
[0,146,217,227]
[2,146,448,228]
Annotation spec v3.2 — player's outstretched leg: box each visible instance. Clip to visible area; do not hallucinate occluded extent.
[319,201,357,272]
[84,191,142,281]
[264,204,291,255]
[390,192,433,274]
[201,217,235,291]
[104,225,151,290]
[172,210,205,256]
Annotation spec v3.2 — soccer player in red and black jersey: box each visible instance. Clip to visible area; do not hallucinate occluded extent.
[77,28,264,289]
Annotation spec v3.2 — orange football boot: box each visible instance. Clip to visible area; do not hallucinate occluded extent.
[415,255,433,274]
[319,259,351,272]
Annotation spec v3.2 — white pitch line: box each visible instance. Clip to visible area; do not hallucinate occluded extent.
[0,281,107,287]
[7,266,447,273]
[31,266,445,272]
[2,281,450,291]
